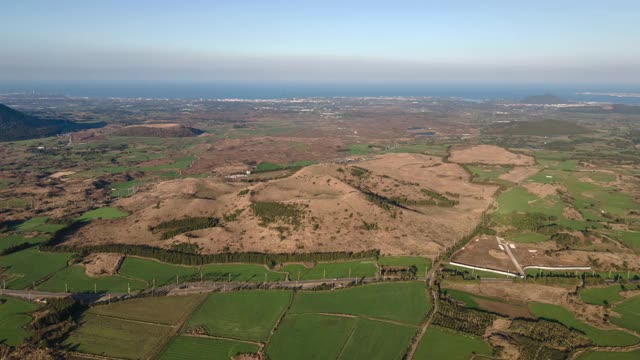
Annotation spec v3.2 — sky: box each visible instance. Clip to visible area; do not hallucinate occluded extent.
[1,0,639,84]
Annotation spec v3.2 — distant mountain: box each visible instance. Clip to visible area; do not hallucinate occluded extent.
[0,104,105,142]
[520,94,568,104]
[111,124,204,137]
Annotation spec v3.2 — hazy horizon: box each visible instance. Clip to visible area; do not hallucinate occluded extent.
[2,0,640,84]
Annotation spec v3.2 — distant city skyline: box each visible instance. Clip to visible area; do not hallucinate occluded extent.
[2,0,639,83]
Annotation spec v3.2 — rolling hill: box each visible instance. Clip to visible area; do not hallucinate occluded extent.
[0,103,105,141]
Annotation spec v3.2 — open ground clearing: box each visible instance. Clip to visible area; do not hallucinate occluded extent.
[159,336,260,360]
[449,145,535,166]
[444,289,533,318]
[185,290,292,341]
[289,282,429,325]
[413,326,492,360]
[118,257,198,286]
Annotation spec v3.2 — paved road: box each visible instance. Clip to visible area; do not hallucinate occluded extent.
[497,236,524,276]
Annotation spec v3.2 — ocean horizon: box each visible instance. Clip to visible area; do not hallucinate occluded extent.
[2,81,640,104]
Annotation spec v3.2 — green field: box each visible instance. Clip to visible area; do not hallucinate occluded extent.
[378,256,432,277]
[110,179,145,197]
[185,290,292,341]
[200,263,286,282]
[90,294,206,326]
[289,282,429,325]
[611,296,640,333]
[510,232,548,243]
[159,336,259,360]
[14,217,65,233]
[0,249,74,289]
[579,285,624,305]
[339,318,416,360]
[0,234,48,253]
[529,302,639,346]
[118,257,198,286]
[414,326,492,360]
[38,265,147,293]
[0,296,39,346]
[76,207,129,221]
[497,186,564,216]
[255,160,315,171]
[266,313,355,360]
[281,260,377,281]
[578,349,640,360]
[64,313,173,359]
[609,231,640,250]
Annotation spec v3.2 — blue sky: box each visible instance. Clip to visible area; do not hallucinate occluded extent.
[1,0,639,83]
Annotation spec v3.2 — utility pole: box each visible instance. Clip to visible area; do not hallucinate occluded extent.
[128,283,131,296]
[152,278,155,296]
[200,272,203,283]
[176,274,179,286]
[65,282,68,293]
[94,283,97,294]
[264,273,267,283]
[323,269,326,280]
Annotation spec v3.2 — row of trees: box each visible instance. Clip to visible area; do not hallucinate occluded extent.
[432,302,496,336]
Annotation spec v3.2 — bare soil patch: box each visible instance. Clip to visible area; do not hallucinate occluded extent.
[473,298,533,318]
[444,282,569,305]
[81,253,124,276]
[498,166,539,183]
[449,145,535,166]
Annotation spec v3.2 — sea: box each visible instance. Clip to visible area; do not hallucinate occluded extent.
[2,82,640,104]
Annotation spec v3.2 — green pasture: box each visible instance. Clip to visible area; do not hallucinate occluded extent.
[76,207,129,221]
[0,249,73,289]
[611,296,640,333]
[578,349,640,360]
[510,232,548,243]
[38,265,147,293]
[579,285,624,305]
[497,186,564,216]
[0,296,39,346]
[90,294,206,326]
[255,160,315,172]
[289,282,429,325]
[339,318,416,360]
[14,217,65,233]
[378,256,432,277]
[64,313,173,360]
[0,234,48,253]
[200,263,286,282]
[185,290,292,341]
[118,257,197,286]
[159,336,259,360]
[414,326,492,360]
[266,313,355,360]
[281,260,377,281]
[529,302,639,346]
